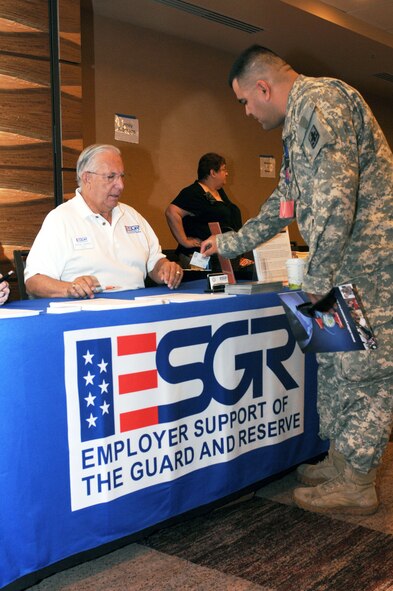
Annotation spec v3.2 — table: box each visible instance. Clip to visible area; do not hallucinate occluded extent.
[0,280,326,590]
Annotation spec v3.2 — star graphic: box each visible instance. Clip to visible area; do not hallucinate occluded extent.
[84,392,96,407]
[98,359,108,373]
[86,413,97,428]
[100,401,110,415]
[83,350,94,365]
[83,371,95,386]
[99,379,110,394]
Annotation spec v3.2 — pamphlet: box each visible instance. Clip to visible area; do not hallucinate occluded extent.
[253,228,292,283]
[278,283,377,353]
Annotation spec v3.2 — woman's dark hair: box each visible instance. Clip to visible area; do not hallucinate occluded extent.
[197,153,226,181]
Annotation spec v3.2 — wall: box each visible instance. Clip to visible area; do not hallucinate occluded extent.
[0,0,82,299]
[83,13,393,252]
[83,14,302,248]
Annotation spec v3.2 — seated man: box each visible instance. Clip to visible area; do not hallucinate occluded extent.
[25,144,183,298]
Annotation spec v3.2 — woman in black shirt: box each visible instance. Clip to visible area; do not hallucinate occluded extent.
[165,153,242,269]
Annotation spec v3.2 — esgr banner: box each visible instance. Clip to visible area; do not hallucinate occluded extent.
[64,305,304,511]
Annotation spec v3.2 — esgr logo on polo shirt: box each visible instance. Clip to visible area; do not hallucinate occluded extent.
[125,225,140,233]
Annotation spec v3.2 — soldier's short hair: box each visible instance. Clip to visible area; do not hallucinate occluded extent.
[228,45,287,87]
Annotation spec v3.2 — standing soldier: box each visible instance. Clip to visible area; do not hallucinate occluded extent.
[201,45,393,515]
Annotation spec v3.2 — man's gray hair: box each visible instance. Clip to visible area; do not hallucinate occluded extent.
[76,144,121,184]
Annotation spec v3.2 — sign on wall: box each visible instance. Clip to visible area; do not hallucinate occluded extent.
[114,113,139,143]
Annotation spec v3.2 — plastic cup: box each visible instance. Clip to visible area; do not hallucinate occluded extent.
[286,258,305,289]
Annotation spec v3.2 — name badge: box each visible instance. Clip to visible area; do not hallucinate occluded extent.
[73,236,93,249]
[279,200,294,219]
[125,225,141,234]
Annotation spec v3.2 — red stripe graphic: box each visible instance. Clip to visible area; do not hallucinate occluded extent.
[117,333,156,356]
[119,369,158,394]
[120,406,159,432]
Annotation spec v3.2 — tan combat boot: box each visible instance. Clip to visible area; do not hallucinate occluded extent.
[293,462,379,515]
[296,444,346,486]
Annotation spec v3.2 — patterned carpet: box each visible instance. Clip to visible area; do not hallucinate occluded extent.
[142,496,393,591]
[22,443,393,591]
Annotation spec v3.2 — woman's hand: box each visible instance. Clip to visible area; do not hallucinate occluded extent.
[183,237,201,248]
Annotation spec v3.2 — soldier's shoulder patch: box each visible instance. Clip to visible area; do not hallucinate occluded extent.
[298,105,335,162]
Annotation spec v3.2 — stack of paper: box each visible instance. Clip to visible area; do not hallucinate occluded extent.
[253,229,292,283]
[225,281,283,295]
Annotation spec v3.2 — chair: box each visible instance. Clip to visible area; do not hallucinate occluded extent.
[13,249,30,300]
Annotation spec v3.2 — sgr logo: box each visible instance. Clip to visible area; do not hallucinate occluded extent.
[65,308,304,509]
[156,314,298,424]
[69,309,299,438]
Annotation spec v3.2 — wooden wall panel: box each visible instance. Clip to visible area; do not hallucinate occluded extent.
[0,0,49,29]
[63,169,77,201]
[0,1,52,290]
[0,89,52,137]
[59,0,82,173]
[0,0,82,300]
[0,32,50,58]
[0,54,50,85]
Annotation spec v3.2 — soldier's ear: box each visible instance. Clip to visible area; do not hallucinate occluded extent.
[256,80,270,100]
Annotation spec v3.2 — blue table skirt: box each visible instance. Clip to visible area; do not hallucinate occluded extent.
[0,280,326,589]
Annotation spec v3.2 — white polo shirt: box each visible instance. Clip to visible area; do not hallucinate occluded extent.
[24,190,166,290]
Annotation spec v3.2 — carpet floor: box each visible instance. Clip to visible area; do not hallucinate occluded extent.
[23,443,393,591]
[143,496,393,591]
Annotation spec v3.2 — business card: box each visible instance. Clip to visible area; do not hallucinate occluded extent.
[190,251,210,269]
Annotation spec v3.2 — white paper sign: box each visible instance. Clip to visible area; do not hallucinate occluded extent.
[115,113,139,144]
[259,154,276,178]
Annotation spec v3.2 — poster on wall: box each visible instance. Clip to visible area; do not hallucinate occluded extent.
[115,113,139,143]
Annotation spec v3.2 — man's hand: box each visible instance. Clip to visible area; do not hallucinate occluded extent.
[305,291,336,314]
[200,235,218,257]
[0,279,10,305]
[153,259,183,289]
[67,275,101,299]
[305,293,323,305]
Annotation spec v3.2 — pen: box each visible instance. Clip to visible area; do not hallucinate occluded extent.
[0,270,14,282]
[93,285,120,293]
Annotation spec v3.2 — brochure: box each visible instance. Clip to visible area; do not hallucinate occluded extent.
[278,283,377,353]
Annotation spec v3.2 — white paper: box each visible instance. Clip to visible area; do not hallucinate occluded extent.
[134,292,233,304]
[253,229,292,283]
[0,308,41,318]
[47,298,165,313]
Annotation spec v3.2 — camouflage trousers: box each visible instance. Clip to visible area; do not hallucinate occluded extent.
[316,266,393,473]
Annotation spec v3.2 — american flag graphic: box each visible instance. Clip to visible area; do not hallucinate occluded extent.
[77,333,159,442]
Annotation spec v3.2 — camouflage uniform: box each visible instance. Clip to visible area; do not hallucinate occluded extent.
[218,75,393,473]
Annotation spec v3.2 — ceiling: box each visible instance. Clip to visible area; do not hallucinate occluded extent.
[91,0,393,101]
